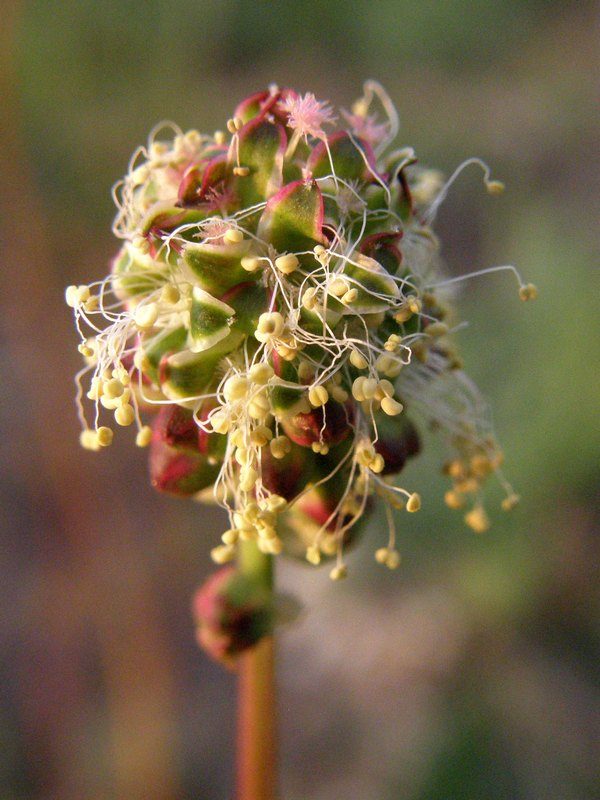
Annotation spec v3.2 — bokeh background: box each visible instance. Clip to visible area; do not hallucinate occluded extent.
[1,1,598,798]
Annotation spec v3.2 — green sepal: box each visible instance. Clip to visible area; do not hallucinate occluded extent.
[183,240,252,295]
[307,131,377,182]
[142,326,188,384]
[270,382,309,418]
[338,254,400,314]
[190,288,236,353]
[112,245,169,299]
[233,118,286,207]
[140,202,206,237]
[257,179,326,255]
[223,282,269,336]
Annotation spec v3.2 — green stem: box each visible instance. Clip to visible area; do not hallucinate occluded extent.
[236,541,277,800]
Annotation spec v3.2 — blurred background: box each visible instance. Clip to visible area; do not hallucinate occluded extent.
[1,1,598,798]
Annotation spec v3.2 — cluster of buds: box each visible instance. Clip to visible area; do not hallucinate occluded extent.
[67,82,536,580]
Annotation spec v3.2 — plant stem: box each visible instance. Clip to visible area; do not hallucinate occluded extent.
[236,541,277,800]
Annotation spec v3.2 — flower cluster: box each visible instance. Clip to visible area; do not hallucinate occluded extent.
[67,82,536,579]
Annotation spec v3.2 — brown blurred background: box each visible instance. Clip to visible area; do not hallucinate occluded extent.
[1,1,598,798]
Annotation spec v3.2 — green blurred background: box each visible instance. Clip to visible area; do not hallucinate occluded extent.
[1,1,598,798]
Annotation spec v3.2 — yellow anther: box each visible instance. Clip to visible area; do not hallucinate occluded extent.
[518,283,538,301]
[96,426,113,447]
[65,284,91,308]
[214,130,226,145]
[210,411,232,434]
[274,253,300,275]
[269,435,291,459]
[302,287,318,310]
[352,376,366,401]
[486,179,505,195]
[230,429,247,449]
[241,256,262,272]
[330,385,349,403]
[223,375,250,401]
[381,397,404,416]
[239,467,258,493]
[464,505,490,533]
[161,284,180,304]
[375,547,389,564]
[84,296,99,312]
[426,321,449,337]
[297,361,315,383]
[306,546,321,565]
[385,549,401,569]
[361,378,378,400]
[308,385,329,407]
[103,378,125,399]
[134,302,159,329]
[225,228,245,246]
[375,354,395,373]
[384,334,402,352]
[250,426,272,447]
[133,350,150,372]
[221,528,240,545]
[211,544,236,564]
[501,494,520,511]
[114,404,135,426]
[406,492,421,513]
[329,564,348,581]
[408,296,421,314]
[444,490,465,509]
[311,441,330,455]
[313,244,326,256]
[226,116,243,133]
[329,277,350,297]
[350,350,368,370]
[371,453,385,473]
[78,343,95,359]
[375,379,395,399]
[135,425,153,447]
[234,447,251,466]
[248,390,271,420]
[233,166,250,177]
[394,305,412,323]
[341,289,358,304]
[255,312,285,343]
[249,362,274,384]
[79,430,100,451]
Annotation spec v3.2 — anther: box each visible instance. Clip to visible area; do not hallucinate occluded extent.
[308,385,329,407]
[241,256,262,272]
[518,283,538,301]
[275,254,300,275]
[96,426,113,447]
[135,426,153,447]
[223,375,250,401]
[501,494,520,511]
[350,350,368,370]
[224,228,244,244]
[329,564,348,581]
[134,302,159,329]
[306,546,321,565]
[233,166,250,177]
[269,436,291,459]
[114,404,135,426]
[486,180,505,195]
[381,397,404,416]
[249,362,274,384]
[406,492,421,512]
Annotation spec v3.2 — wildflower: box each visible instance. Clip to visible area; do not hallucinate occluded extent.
[67,81,536,584]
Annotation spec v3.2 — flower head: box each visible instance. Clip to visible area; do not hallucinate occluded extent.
[67,82,535,581]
